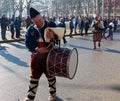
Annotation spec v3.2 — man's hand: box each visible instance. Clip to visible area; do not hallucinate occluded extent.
[36,47,49,54]
[32,47,49,59]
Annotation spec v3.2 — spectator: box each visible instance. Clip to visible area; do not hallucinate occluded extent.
[14,16,22,38]
[117,18,120,28]
[25,15,32,29]
[84,18,90,35]
[58,18,67,44]
[102,18,107,39]
[69,17,74,38]
[106,20,114,40]
[10,21,15,39]
[74,16,78,34]
[48,17,57,27]
[0,14,8,40]
[78,17,84,36]
[113,18,117,32]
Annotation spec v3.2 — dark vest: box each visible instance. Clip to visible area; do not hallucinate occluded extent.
[25,21,56,52]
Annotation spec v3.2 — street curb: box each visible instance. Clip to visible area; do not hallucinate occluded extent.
[0,33,93,44]
[65,32,92,37]
[0,38,24,43]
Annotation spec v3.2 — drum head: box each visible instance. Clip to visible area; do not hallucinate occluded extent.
[68,48,78,79]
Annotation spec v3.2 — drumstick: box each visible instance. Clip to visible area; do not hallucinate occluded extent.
[45,42,54,50]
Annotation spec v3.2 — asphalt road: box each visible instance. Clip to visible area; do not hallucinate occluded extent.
[0,33,120,101]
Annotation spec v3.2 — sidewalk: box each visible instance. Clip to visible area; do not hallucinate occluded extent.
[0,27,92,43]
[0,27,25,43]
[0,27,119,43]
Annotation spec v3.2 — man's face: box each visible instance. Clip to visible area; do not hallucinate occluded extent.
[32,15,44,28]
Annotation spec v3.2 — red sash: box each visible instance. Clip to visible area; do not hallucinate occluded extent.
[38,42,45,48]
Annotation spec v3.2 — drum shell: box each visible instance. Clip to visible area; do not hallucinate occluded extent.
[46,47,78,79]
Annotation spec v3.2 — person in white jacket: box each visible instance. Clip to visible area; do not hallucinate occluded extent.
[106,20,114,40]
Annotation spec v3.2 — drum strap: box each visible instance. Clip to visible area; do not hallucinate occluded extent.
[58,40,61,48]
[47,77,56,95]
[27,78,39,100]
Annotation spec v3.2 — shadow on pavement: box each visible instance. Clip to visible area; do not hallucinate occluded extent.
[75,36,93,42]
[66,98,73,101]
[0,38,24,43]
[105,48,120,54]
[109,85,120,92]
[67,43,120,54]
[17,41,25,45]
[9,42,26,49]
[56,96,63,101]
[67,43,93,51]
[0,47,28,67]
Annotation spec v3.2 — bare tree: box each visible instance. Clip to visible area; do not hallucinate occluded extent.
[0,0,119,18]
[26,0,33,15]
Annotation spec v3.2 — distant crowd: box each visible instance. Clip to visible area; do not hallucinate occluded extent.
[0,14,120,41]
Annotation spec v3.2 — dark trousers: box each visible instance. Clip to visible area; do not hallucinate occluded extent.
[15,28,20,38]
[10,29,14,38]
[1,28,7,40]
[85,28,89,35]
[74,25,77,33]
[80,27,84,35]
[63,36,67,44]
[69,28,73,37]
[107,29,113,39]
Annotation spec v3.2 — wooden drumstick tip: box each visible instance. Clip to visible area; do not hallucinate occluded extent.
[46,42,54,49]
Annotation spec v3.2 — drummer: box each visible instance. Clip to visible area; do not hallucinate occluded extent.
[21,7,63,101]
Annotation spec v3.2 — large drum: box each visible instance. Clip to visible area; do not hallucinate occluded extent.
[46,47,78,79]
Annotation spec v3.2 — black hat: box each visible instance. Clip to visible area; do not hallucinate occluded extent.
[29,7,40,19]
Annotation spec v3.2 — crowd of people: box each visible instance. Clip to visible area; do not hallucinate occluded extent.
[0,14,22,40]
[0,13,120,45]
[47,15,119,49]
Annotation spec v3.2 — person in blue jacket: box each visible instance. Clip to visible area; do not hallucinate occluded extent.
[10,21,15,39]
[21,7,57,101]
[14,16,22,38]
[0,14,8,40]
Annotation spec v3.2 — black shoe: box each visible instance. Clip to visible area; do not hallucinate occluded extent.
[98,43,100,47]
[3,38,7,41]
[11,37,15,39]
[64,41,67,44]
[93,46,96,50]
[75,32,77,34]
